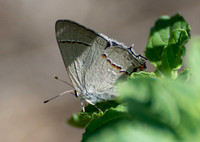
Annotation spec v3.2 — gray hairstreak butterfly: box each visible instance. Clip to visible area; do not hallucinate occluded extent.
[55,20,146,111]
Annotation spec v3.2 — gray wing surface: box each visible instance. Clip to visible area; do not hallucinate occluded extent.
[55,20,108,93]
[85,46,146,103]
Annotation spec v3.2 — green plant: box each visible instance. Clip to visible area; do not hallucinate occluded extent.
[68,14,200,142]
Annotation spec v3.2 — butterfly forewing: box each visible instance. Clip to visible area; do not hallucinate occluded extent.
[56,20,109,94]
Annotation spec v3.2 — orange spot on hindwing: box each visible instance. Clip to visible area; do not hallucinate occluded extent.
[120,71,129,75]
[139,64,146,71]
[101,53,122,71]
[116,66,122,70]
[101,54,107,58]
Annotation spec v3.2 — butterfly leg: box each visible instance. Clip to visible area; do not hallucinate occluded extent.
[83,100,102,112]
[94,105,102,113]
[81,101,85,112]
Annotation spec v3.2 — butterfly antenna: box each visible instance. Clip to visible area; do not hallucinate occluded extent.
[44,90,74,103]
[54,76,73,88]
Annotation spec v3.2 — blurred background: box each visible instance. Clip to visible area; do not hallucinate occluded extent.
[1,0,200,142]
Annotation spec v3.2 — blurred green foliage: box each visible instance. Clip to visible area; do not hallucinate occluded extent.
[68,14,200,142]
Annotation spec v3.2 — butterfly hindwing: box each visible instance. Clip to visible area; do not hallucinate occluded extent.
[84,46,145,104]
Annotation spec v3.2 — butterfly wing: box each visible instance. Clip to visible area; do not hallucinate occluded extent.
[56,20,146,105]
[55,20,109,94]
[84,45,146,104]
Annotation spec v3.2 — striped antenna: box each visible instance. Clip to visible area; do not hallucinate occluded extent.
[44,90,74,103]
[54,76,73,88]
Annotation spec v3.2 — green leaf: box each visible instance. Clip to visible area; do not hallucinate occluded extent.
[83,118,176,142]
[131,71,157,78]
[118,78,180,128]
[67,101,119,128]
[82,104,129,142]
[145,13,190,78]
[67,112,99,128]
[187,36,200,89]
[176,69,191,83]
[118,75,200,141]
